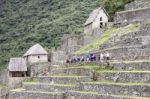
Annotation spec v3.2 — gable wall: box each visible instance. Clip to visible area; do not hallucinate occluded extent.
[92,9,108,29]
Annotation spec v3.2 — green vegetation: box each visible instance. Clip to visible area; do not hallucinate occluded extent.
[82,81,150,86]
[0,0,133,68]
[70,91,99,95]
[44,75,88,78]
[24,82,76,87]
[76,23,140,54]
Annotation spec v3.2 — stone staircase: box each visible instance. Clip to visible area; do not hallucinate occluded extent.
[8,62,150,99]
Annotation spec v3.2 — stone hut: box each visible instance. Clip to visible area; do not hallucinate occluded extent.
[84,7,109,35]
[8,58,27,77]
[24,44,48,64]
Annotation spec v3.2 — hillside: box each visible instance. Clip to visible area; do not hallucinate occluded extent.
[0,0,133,69]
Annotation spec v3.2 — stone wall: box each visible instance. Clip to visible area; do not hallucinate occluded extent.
[114,8,150,23]
[0,87,8,99]
[9,91,63,99]
[30,62,50,77]
[84,28,105,45]
[79,83,150,97]
[61,34,84,54]
[51,49,66,66]
[0,69,8,85]
[125,0,150,10]
[8,77,30,89]
[65,91,122,99]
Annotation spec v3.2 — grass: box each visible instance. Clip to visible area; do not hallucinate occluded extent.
[112,95,150,99]
[39,75,88,78]
[97,70,150,73]
[23,82,76,87]
[81,81,150,86]
[75,23,140,54]
[52,66,99,70]
[70,90,99,95]
[111,60,150,64]
[11,88,63,94]
[0,84,7,88]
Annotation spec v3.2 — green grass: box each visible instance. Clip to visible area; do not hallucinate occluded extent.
[70,90,99,95]
[112,95,150,99]
[40,75,88,78]
[111,60,150,64]
[53,66,99,70]
[75,23,140,54]
[23,82,76,87]
[0,84,7,88]
[11,88,63,94]
[82,81,150,86]
[97,70,150,73]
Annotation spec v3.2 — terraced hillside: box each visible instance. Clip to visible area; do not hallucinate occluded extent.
[0,0,133,69]
[8,22,150,98]
[9,61,150,99]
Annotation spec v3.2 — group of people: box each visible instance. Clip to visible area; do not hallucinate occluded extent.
[66,52,111,64]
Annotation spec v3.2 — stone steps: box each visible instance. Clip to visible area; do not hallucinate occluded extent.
[33,75,91,84]
[111,61,150,70]
[80,81,150,97]
[9,88,64,99]
[97,71,150,83]
[50,66,99,76]
[23,82,77,92]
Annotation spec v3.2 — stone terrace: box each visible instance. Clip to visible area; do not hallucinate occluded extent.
[8,1,150,99]
[8,61,150,99]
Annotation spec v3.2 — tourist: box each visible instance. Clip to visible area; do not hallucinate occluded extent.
[100,53,104,63]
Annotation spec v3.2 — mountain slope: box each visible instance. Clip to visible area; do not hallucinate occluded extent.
[0,0,133,69]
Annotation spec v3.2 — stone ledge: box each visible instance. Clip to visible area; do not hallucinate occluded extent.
[9,90,63,99]
[97,71,150,83]
[34,76,91,84]
[80,81,150,97]
[23,82,77,92]
[111,62,150,71]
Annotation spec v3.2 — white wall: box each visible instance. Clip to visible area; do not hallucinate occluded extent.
[92,9,108,29]
[26,55,48,64]
[84,9,108,35]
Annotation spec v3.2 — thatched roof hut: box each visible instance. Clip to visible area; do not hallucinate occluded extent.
[24,43,48,57]
[8,58,27,71]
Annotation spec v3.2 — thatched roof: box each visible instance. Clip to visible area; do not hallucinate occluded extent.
[84,7,109,26]
[24,44,48,57]
[8,58,27,71]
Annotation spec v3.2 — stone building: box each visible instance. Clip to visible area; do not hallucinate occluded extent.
[60,34,84,54]
[24,44,48,64]
[8,58,27,77]
[84,7,109,35]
